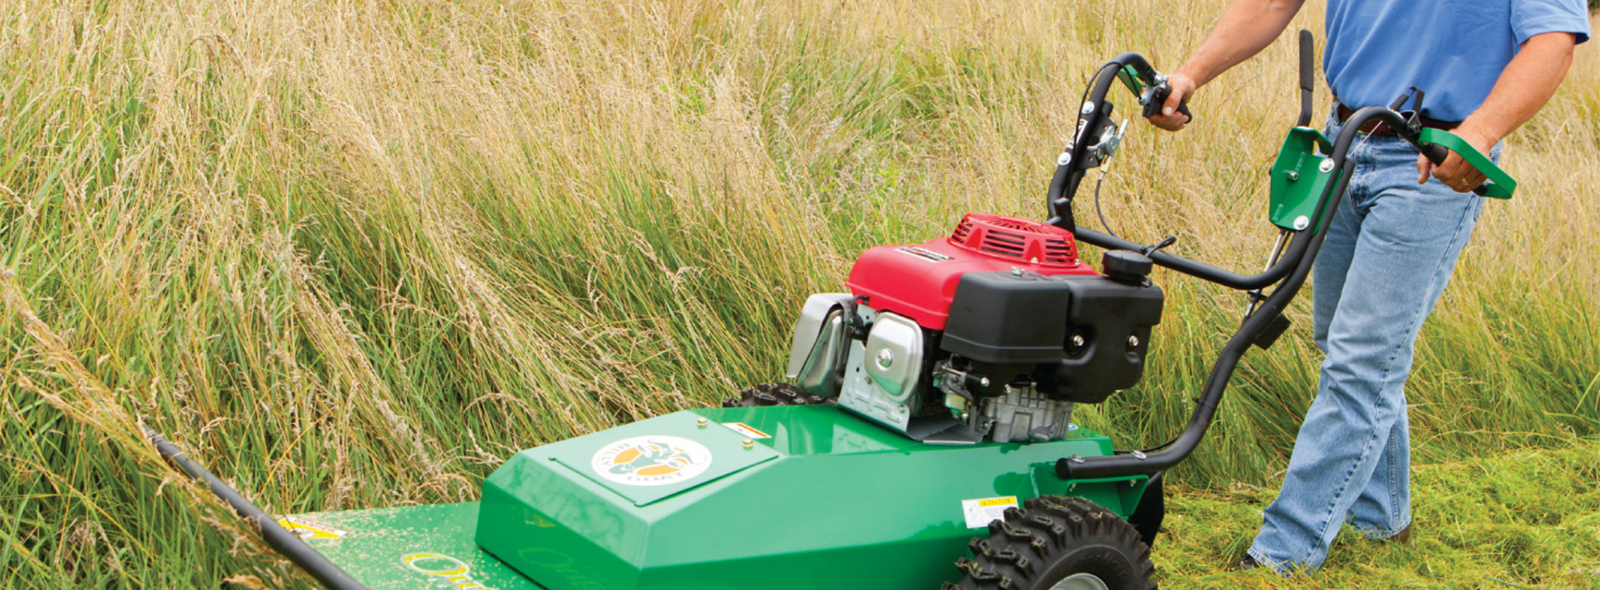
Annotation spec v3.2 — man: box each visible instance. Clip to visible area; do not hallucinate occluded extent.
[1144,0,1590,574]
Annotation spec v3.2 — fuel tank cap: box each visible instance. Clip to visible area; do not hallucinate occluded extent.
[1102,250,1154,284]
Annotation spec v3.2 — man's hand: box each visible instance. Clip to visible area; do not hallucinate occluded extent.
[1416,126,1495,193]
[1415,32,1578,194]
[1145,0,1305,132]
[1147,72,1198,131]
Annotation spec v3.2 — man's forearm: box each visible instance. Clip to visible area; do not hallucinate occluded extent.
[1423,32,1577,192]
[1175,0,1306,87]
[1459,32,1577,145]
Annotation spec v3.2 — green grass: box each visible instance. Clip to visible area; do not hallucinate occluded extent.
[1,0,1596,587]
[1158,443,1600,589]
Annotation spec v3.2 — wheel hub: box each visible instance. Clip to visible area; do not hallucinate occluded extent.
[1048,573,1110,590]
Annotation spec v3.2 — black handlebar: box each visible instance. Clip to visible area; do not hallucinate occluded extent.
[1048,52,1193,232]
[1297,29,1315,127]
[1057,105,1424,480]
[1050,46,1497,480]
[1422,143,1451,166]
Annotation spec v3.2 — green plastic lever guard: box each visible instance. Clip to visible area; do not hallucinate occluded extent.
[1418,128,1517,200]
[1117,65,1144,96]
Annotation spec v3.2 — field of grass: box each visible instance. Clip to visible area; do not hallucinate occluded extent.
[1,0,1596,587]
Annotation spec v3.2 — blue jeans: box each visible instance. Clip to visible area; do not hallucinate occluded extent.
[1246,116,1494,572]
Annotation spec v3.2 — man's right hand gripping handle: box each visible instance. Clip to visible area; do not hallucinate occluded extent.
[1146,72,1197,131]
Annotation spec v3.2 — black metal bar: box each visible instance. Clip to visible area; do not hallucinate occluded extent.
[1047,60,1126,232]
[1056,107,1418,479]
[1297,29,1315,128]
[144,427,368,590]
[1049,52,1191,232]
[1110,52,1160,85]
[1075,227,1308,291]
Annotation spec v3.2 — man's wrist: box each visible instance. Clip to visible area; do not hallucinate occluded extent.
[1171,65,1207,89]
[1451,119,1503,152]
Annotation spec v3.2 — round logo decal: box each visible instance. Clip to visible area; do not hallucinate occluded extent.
[591,436,713,487]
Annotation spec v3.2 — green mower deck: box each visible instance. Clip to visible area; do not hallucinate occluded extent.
[287,405,1145,590]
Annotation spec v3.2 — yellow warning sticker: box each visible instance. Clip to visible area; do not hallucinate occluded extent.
[961,496,1018,529]
[277,517,347,540]
[721,422,772,439]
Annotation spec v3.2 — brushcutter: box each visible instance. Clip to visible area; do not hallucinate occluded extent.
[149,30,1516,590]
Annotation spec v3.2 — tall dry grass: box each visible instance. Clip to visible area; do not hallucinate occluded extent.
[1,0,1595,586]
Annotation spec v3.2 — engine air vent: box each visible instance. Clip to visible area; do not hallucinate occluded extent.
[948,214,1080,267]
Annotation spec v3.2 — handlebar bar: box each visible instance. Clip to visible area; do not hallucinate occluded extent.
[1059,104,1517,480]
[1297,29,1315,127]
[1047,52,1192,233]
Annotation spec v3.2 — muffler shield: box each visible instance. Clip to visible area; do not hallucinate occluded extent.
[784,293,854,395]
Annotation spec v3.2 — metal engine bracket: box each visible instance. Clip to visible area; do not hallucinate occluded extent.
[838,306,925,434]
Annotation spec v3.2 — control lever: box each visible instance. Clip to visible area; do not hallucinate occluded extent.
[1420,142,1492,197]
[1390,86,1506,198]
[1141,82,1194,122]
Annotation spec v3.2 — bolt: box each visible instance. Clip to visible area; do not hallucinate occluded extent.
[979,376,991,387]
[875,348,893,369]
[1057,152,1072,166]
[1070,454,1086,464]
[1293,215,1311,230]
[1081,102,1096,115]
[696,417,708,427]
[1011,266,1023,277]
[742,438,754,449]
[1131,450,1148,460]
[1286,170,1300,181]
[1319,159,1336,173]
[1127,335,1140,348]
[1072,334,1086,348]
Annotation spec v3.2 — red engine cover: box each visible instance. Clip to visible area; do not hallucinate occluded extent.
[845,214,1099,330]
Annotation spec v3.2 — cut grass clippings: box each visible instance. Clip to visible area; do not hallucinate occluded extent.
[1156,442,1600,589]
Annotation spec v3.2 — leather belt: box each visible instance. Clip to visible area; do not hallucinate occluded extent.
[1336,103,1461,136]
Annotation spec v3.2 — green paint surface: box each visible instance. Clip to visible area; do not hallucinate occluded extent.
[475,406,1145,590]
[1269,126,1337,232]
[547,411,781,506]
[281,503,543,589]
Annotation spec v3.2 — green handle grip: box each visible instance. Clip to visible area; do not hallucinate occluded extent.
[1418,128,1517,200]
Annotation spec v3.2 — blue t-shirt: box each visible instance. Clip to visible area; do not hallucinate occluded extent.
[1324,0,1591,121]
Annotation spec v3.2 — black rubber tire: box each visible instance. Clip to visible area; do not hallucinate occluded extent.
[720,382,832,407]
[942,496,1157,590]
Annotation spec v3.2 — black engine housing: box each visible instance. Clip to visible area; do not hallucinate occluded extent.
[939,271,1164,404]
